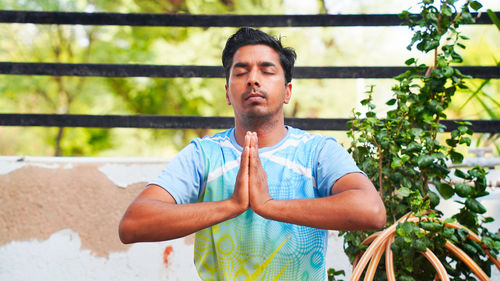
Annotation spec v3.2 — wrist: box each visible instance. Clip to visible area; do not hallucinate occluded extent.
[252,198,274,218]
[226,197,248,218]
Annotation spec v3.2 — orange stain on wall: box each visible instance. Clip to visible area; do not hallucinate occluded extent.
[163,245,174,265]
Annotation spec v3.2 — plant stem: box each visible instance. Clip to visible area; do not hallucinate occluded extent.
[372,135,384,198]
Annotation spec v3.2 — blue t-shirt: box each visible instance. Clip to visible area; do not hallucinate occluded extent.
[150,126,362,281]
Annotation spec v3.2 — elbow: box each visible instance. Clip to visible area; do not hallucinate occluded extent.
[118,218,136,244]
[369,202,387,230]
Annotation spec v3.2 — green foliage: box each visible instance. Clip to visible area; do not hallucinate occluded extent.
[0,0,284,156]
[327,268,345,281]
[343,0,499,279]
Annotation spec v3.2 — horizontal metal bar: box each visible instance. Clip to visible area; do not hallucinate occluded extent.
[0,114,498,133]
[1,63,498,79]
[0,11,497,27]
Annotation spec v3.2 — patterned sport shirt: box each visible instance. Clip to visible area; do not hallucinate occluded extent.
[150,126,362,281]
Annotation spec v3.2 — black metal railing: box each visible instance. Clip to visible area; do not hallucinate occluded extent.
[1,10,499,132]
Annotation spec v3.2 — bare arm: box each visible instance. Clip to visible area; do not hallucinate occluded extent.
[119,134,253,244]
[253,173,386,231]
[119,186,240,243]
[248,133,386,231]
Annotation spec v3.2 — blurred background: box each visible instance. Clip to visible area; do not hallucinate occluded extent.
[1,0,498,158]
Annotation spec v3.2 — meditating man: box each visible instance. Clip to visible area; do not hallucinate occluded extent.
[119,27,386,280]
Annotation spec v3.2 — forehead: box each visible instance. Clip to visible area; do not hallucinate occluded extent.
[232,44,281,67]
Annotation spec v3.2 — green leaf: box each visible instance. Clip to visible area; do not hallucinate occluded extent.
[465,198,487,214]
[442,227,454,238]
[399,275,416,281]
[401,155,410,162]
[482,237,495,249]
[483,217,494,223]
[442,66,454,77]
[421,222,442,232]
[391,158,403,168]
[366,111,376,118]
[410,128,423,137]
[428,191,440,208]
[442,5,453,16]
[406,142,421,152]
[487,9,500,31]
[449,150,464,164]
[459,137,472,146]
[386,98,397,106]
[463,243,478,254]
[405,58,416,65]
[437,183,455,199]
[424,40,440,52]
[398,187,411,197]
[414,238,428,251]
[458,125,469,134]
[457,228,469,241]
[455,169,471,180]
[470,1,483,11]
[455,183,473,197]
[360,98,371,105]
[417,155,434,168]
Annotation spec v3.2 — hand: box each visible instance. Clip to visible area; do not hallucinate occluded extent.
[229,132,251,213]
[248,132,273,214]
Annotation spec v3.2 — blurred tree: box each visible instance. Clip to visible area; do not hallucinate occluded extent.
[0,0,285,156]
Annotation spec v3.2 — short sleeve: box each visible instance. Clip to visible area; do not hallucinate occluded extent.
[314,137,364,197]
[147,141,205,204]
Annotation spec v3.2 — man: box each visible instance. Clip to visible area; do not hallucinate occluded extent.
[119,27,386,280]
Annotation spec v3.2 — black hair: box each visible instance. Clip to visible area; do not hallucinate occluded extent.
[222,27,297,85]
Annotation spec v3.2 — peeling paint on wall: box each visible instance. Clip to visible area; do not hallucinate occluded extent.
[0,229,201,281]
[0,160,24,175]
[97,164,165,188]
[0,162,146,256]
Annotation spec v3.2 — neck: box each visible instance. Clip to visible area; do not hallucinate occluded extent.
[233,115,287,148]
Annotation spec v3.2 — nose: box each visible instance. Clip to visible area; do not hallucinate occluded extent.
[247,69,260,87]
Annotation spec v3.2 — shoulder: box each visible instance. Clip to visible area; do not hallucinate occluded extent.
[286,126,325,145]
[191,129,234,149]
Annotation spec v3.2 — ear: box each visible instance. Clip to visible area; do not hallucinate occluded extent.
[225,84,231,105]
[283,83,292,104]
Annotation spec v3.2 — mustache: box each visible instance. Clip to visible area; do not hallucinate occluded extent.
[242,87,268,101]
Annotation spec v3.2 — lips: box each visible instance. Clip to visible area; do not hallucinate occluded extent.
[245,93,265,100]
[243,88,267,101]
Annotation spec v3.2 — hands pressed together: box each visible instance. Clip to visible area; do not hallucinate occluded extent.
[230,131,273,215]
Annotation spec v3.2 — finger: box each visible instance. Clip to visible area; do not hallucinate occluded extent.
[240,132,251,172]
[244,131,251,148]
[249,137,261,178]
[250,133,261,166]
[249,133,258,164]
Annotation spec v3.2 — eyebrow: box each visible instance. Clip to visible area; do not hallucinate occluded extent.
[232,61,277,69]
[259,62,277,68]
[233,62,248,69]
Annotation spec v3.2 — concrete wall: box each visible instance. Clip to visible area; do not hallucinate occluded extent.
[0,156,498,280]
[0,156,352,281]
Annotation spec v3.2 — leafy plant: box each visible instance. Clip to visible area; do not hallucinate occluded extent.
[341,0,500,280]
[328,268,346,281]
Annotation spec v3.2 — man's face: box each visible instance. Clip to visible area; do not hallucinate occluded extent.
[225,44,292,121]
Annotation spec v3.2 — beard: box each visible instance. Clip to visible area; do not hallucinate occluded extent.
[239,88,284,130]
